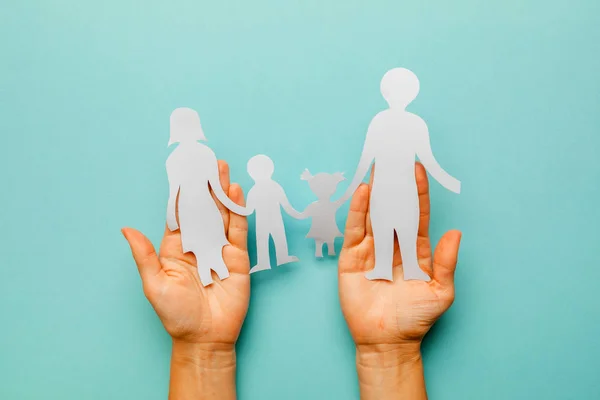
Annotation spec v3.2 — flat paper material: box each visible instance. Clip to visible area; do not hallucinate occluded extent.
[166,107,250,286]
[246,155,301,274]
[340,68,461,282]
[300,169,345,257]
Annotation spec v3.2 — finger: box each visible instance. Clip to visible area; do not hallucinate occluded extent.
[342,183,369,249]
[365,165,375,237]
[122,227,162,285]
[417,237,433,276]
[163,222,179,238]
[225,184,250,275]
[416,162,430,238]
[415,163,433,275]
[432,230,462,288]
[211,160,231,233]
[227,184,248,251]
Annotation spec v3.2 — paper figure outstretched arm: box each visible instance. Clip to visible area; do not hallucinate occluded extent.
[281,196,308,219]
[415,119,461,194]
[333,190,348,209]
[279,188,307,220]
[207,161,252,216]
[339,132,376,203]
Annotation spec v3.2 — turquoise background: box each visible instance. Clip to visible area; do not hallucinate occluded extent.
[1,0,599,398]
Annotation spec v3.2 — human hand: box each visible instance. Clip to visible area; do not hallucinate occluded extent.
[338,162,461,366]
[122,160,250,349]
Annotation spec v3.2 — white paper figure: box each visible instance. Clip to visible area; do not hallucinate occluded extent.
[166,107,250,286]
[246,155,301,274]
[340,68,461,282]
[299,169,345,258]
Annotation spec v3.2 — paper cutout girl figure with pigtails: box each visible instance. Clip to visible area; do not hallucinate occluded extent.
[246,154,302,274]
[299,169,346,258]
[339,68,461,282]
[166,107,250,287]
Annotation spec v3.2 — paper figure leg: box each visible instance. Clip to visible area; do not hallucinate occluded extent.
[272,220,298,266]
[250,229,271,274]
[212,252,230,281]
[187,250,214,286]
[315,240,324,258]
[326,240,336,256]
[366,222,394,281]
[194,256,214,286]
[396,223,430,281]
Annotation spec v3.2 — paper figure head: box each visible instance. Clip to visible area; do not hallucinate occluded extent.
[301,169,345,200]
[169,107,206,146]
[247,154,275,181]
[380,68,420,110]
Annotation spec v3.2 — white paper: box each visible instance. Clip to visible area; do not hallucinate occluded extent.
[246,155,300,274]
[340,68,461,282]
[299,169,345,257]
[166,107,250,286]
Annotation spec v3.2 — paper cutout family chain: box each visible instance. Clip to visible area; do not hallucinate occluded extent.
[165,68,461,286]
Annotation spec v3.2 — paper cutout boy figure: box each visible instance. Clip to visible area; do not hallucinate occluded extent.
[341,68,461,282]
[246,155,301,274]
[299,169,345,258]
[166,107,250,286]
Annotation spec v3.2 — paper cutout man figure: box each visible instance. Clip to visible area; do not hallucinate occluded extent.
[299,169,345,258]
[166,107,250,286]
[341,68,461,282]
[246,155,301,274]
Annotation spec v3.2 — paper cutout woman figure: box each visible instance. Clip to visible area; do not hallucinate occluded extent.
[299,169,345,258]
[166,107,250,286]
[246,155,301,274]
[340,68,461,282]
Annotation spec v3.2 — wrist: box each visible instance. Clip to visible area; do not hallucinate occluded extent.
[356,342,421,368]
[169,340,237,400]
[356,344,426,400]
[171,340,236,370]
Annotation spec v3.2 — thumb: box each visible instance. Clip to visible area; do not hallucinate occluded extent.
[432,230,462,288]
[122,227,162,285]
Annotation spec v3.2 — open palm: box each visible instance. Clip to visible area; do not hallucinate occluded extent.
[338,163,462,348]
[123,161,250,345]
